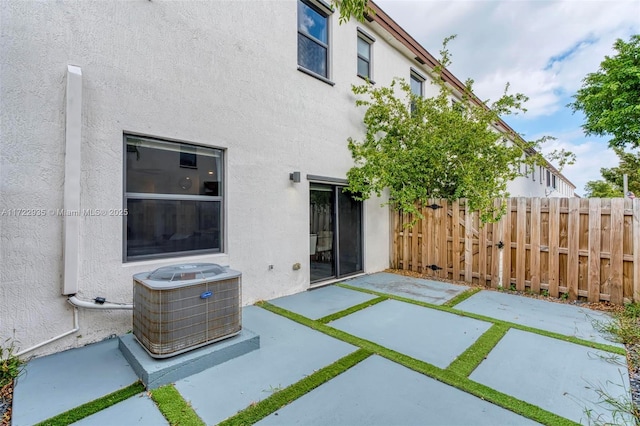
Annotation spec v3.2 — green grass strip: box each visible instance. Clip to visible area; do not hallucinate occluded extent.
[337,283,625,355]
[35,381,145,426]
[317,296,388,324]
[447,323,510,377]
[150,384,205,426]
[219,348,372,426]
[443,286,482,307]
[259,302,578,426]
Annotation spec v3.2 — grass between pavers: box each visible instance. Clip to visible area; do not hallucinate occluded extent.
[34,381,145,426]
[337,283,625,355]
[150,384,205,426]
[218,348,372,426]
[442,287,482,307]
[317,296,388,324]
[446,323,510,377]
[258,301,578,426]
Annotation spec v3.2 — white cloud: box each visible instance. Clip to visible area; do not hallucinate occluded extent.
[377,0,640,116]
[376,0,638,194]
[536,132,619,196]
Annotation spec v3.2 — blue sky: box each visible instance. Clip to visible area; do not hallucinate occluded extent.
[375,0,640,196]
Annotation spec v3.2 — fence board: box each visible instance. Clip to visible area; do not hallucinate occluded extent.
[548,198,560,297]
[452,200,460,281]
[465,202,473,282]
[567,197,580,300]
[411,212,419,272]
[479,218,487,285]
[492,199,503,288]
[392,197,639,305]
[530,198,541,293]
[438,201,447,279]
[503,199,512,288]
[635,198,640,301]
[516,198,527,291]
[610,199,624,304]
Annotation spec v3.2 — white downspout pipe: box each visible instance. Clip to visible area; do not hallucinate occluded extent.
[16,66,84,356]
[67,295,132,310]
[16,307,79,357]
[63,64,82,296]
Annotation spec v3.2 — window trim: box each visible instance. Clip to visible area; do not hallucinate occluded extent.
[123,134,225,262]
[410,68,425,97]
[297,0,332,81]
[356,28,375,83]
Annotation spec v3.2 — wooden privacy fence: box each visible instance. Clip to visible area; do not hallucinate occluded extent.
[392,197,640,305]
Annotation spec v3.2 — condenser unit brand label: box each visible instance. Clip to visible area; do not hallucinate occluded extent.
[200,291,213,299]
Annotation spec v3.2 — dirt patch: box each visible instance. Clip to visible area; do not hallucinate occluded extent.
[1,381,12,426]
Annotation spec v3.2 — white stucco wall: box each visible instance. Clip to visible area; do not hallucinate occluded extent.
[0,0,396,357]
[0,0,574,358]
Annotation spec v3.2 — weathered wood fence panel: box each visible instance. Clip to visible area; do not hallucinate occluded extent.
[391,197,640,305]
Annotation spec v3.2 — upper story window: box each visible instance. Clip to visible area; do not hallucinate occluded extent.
[410,70,424,113]
[539,166,543,185]
[410,70,424,97]
[124,135,224,261]
[298,0,329,78]
[357,30,374,80]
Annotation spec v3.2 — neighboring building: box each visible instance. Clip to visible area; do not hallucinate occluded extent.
[0,0,574,357]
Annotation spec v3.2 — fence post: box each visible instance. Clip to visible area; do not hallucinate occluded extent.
[610,198,624,304]
[633,198,640,302]
[464,201,473,283]
[530,198,541,294]
[567,197,580,300]
[516,197,526,291]
[548,198,560,298]
[588,199,601,303]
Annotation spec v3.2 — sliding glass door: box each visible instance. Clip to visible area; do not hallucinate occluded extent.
[310,184,362,283]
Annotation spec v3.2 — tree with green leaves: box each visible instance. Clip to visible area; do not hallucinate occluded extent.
[584,148,640,197]
[333,0,372,24]
[570,35,640,149]
[345,37,560,223]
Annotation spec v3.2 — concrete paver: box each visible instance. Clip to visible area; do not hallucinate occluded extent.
[72,393,168,425]
[455,290,620,346]
[12,338,139,426]
[269,285,376,319]
[343,272,469,305]
[12,273,632,426]
[330,299,492,368]
[470,329,631,424]
[174,306,356,425]
[258,355,539,425]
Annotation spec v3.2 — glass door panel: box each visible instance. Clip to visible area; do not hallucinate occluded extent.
[337,190,363,277]
[310,185,335,282]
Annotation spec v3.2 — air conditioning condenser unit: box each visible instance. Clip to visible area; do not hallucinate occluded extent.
[133,263,241,358]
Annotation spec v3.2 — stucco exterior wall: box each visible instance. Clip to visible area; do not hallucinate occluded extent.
[0,0,390,357]
[1,0,573,357]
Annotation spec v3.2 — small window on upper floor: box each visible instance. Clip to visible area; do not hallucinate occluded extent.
[410,71,424,97]
[410,70,424,113]
[552,175,557,189]
[357,31,373,80]
[298,0,330,78]
[546,169,551,187]
[539,166,543,185]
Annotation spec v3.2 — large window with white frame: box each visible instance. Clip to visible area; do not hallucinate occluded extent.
[124,135,223,261]
[298,0,330,78]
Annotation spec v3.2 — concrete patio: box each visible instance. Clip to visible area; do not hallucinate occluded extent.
[12,272,631,425]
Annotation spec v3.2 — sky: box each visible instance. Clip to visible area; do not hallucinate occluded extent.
[375,0,640,196]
